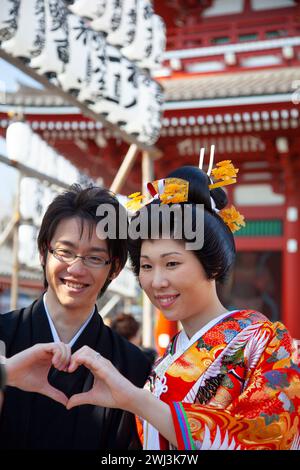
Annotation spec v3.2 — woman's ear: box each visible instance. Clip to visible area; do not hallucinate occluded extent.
[110,258,122,280]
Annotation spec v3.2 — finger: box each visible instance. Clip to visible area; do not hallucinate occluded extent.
[64,344,72,371]
[66,391,93,410]
[68,347,98,373]
[51,343,66,370]
[42,385,69,406]
[52,343,70,371]
[68,352,103,375]
[58,343,71,372]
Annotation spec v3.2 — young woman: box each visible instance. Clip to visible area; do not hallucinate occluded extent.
[66,165,300,450]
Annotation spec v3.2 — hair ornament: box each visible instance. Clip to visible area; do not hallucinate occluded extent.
[125,178,189,211]
[208,160,239,189]
[125,192,146,211]
[219,205,246,233]
[148,178,189,205]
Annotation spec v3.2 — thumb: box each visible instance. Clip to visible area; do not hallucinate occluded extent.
[42,385,69,407]
[66,391,92,410]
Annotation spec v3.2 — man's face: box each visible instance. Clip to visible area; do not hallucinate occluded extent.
[44,217,112,315]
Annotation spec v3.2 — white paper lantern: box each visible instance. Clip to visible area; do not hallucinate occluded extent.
[20,177,39,221]
[89,44,122,116]
[90,0,122,35]
[68,0,106,20]
[121,0,153,62]
[107,56,139,125]
[1,0,44,61]
[31,0,68,76]
[42,146,58,178]
[18,224,40,268]
[138,14,166,70]
[6,121,32,162]
[57,13,91,94]
[0,0,20,43]
[26,131,43,169]
[121,74,163,144]
[77,32,106,104]
[106,0,137,48]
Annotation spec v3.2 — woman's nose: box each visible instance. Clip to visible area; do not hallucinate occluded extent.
[151,269,169,289]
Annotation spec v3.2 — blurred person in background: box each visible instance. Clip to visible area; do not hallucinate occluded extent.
[110,313,157,366]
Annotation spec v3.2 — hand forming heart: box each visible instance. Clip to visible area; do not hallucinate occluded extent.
[4,344,137,413]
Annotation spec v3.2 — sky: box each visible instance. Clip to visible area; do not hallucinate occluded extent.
[0,58,42,92]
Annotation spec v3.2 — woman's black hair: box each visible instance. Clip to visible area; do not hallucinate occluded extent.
[128,165,235,283]
[37,184,128,296]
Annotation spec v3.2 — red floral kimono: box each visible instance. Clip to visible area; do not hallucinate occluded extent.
[140,310,300,450]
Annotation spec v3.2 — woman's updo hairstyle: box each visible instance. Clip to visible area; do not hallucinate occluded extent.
[168,165,228,212]
[128,165,236,283]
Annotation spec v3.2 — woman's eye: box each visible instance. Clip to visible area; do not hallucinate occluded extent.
[140,264,152,270]
[166,261,180,268]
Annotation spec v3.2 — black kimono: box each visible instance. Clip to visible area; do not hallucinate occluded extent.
[0,296,151,450]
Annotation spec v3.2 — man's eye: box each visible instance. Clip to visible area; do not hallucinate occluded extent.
[57,249,73,257]
[87,256,103,263]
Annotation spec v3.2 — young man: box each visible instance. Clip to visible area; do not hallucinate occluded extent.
[0,185,151,450]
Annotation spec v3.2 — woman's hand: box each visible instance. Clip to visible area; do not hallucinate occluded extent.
[5,342,71,406]
[66,345,138,411]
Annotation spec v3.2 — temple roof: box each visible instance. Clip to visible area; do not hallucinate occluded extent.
[160,66,300,103]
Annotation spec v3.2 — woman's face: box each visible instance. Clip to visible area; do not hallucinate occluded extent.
[139,239,216,335]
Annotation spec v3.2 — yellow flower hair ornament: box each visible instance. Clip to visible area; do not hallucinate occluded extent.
[219,205,246,233]
[148,178,189,205]
[208,160,239,190]
[125,192,146,211]
[125,178,189,211]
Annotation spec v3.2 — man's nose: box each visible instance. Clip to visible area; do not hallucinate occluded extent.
[66,257,87,274]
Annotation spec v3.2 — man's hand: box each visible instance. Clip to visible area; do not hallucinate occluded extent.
[5,342,71,406]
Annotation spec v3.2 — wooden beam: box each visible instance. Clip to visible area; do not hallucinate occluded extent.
[109,144,139,194]
[0,153,70,189]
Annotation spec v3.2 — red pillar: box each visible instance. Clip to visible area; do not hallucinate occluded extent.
[282,192,300,340]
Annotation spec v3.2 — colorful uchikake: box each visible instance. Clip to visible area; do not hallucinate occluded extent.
[125,146,246,233]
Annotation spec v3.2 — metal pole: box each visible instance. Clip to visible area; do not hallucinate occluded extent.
[10,173,21,310]
[109,144,139,194]
[141,151,154,347]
